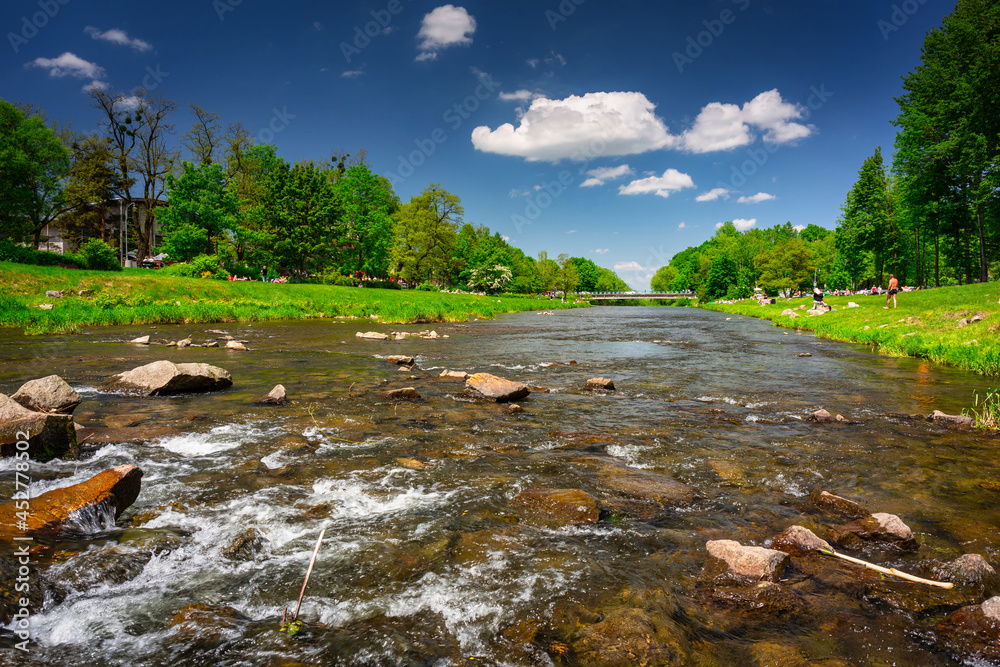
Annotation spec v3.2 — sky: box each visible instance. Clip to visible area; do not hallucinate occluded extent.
[1,0,956,289]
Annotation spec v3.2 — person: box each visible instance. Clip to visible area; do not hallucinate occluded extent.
[885,274,899,309]
[261,266,267,282]
[811,287,830,313]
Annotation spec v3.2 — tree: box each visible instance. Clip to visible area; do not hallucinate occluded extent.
[556,253,580,294]
[158,161,238,258]
[536,251,559,292]
[705,255,738,300]
[391,184,462,283]
[333,164,398,277]
[0,99,71,245]
[836,147,894,287]
[181,104,222,166]
[650,264,678,291]
[61,133,121,246]
[270,161,340,275]
[756,238,813,294]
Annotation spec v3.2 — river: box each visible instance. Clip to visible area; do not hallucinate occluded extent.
[1,306,997,666]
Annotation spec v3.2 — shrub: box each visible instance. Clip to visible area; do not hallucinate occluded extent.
[416,282,440,292]
[160,255,229,280]
[360,279,401,290]
[78,239,122,271]
[321,273,359,287]
[0,239,86,269]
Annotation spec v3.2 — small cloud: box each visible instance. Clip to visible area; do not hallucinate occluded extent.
[417,4,476,61]
[595,249,609,255]
[618,169,695,199]
[82,79,108,93]
[732,218,757,231]
[737,192,776,204]
[508,188,531,198]
[678,222,686,230]
[527,58,539,69]
[695,187,730,202]
[84,26,152,52]
[27,52,105,79]
[545,52,566,67]
[794,224,806,232]
[580,164,633,188]
[499,89,540,102]
[341,69,364,78]
[566,230,577,234]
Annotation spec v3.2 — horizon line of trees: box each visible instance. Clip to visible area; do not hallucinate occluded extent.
[653,0,998,300]
[0,95,630,294]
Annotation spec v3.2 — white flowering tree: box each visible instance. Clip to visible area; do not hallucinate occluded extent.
[468,264,512,294]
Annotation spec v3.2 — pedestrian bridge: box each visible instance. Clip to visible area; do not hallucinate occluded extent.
[586,291,695,301]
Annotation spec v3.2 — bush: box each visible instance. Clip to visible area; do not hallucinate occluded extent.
[416,281,439,292]
[160,254,229,280]
[360,279,401,290]
[0,239,86,269]
[321,272,359,287]
[223,261,257,279]
[78,239,122,271]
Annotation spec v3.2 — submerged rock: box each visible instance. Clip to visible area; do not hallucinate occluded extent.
[929,410,974,428]
[11,375,81,414]
[703,540,790,586]
[833,512,918,551]
[592,459,698,507]
[52,547,152,597]
[0,464,142,537]
[0,393,77,461]
[101,360,233,396]
[223,527,268,561]
[935,596,1000,662]
[772,525,832,556]
[465,373,530,403]
[809,488,868,518]
[586,377,616,391]
[935,554,998,587]
[253,384,286,405]
[385,387,421,400]
[510,488,601,527]
[571,609,688,667]
[356,331,390,340]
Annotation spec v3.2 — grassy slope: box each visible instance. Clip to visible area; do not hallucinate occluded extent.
[0,262,579,334]
[702,283,1000,376]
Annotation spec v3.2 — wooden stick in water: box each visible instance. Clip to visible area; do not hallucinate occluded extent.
[294,528,327,620]
[818,548,954,589]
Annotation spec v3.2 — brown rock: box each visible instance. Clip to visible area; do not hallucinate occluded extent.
[0,464,142,537]
[772,525,832,555]
[798,353,812,358]
[594,462,698,506]
[439,370,469,379]
[253,384,286,405]
[356,331,390,340]
[176,338,192,348]
[936,554,998,586]
[101,360,233,396]
[225,340,247,351]
[586,377,616,391]
[834,512,918,551]
[129,335,150,345]
[935,596,1000,662]
[0,394,78,461]
[505,403,524,415]
[572,609,688,667]
[385,387,421,400]
[510,488,601,527]
[809,488,868,518]
[222,527,267,561]
[385,355,414,365]
[11,375,81,414]
[929,410,974,428]
[703,539,790,586]
[806,409,846,423]
[465,373,530,403]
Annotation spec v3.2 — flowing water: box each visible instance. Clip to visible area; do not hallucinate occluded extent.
[1,307,998,666]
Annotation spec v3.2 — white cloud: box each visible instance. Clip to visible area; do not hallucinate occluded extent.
[472,91,676,162]
[595,248,609,255]
[695,187,730,202]
[84,27,152,52]
[527,58,539,68]
[27,52,105,79]
[614,261,645,272]
[81,80,108,93]
[737,192,776,204]
[545,52,566,66]
[498,89,539,102]
[678,222,687,230]
[618,169,695,199]
[341,69,364,78]
[794,224,806,232]
[580,164,633,187]
[508,188,531,198]
[114,95,143,111]
[566,230,577,234]
[681,89,813,153]
[417,5,476,61]
[733,218,758,231]
[502,235,510,241]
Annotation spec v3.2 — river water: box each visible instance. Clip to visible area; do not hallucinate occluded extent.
[1,306,998,666]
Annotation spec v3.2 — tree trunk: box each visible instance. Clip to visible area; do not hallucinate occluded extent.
[934,234,940,287]
[975,206,987,283]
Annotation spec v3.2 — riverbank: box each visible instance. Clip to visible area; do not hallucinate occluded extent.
[702,283,1000,376]
[0,262,581,335]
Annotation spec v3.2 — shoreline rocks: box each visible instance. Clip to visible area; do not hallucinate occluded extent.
[101,360,233,396]
[0,393,77,461]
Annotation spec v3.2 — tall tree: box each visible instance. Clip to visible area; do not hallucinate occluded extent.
[158,161,239,260]
[181,104,222,166]
[333,164,399,277]
[391,184,463,283]
[836,147,893,287]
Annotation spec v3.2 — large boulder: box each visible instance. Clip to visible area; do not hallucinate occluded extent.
[101,360,233,396]
[465,373,530,403]
[833,512,918,551]
[510,488,602,527]
[11,375,81,414]
[356,331,390,340]
[703,540,790,586]
[935,554,998,587]
[0,394,77,461]
[935,596,1000,662]
[0,464,142,537]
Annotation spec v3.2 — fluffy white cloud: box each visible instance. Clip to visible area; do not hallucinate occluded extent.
[678,222,687,230]
[595,248,609,255]
[114,95,143,111]
[580,164,634,187]
[614,261,645,272]
[695,187,730,202]
[794,224,806,232]
[417,5,476,60]
[733,218,757,231]
[737,192,776,204]
[27,52,105,79]
[681,89,813,153]
[81,80,108,93]
[472,92,675,162]
[618,169,694,199]
[85,26,152,51]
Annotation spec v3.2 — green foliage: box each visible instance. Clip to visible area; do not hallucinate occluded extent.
[160,255,229,280]
[334,164,399,277]
[964,387,1000,430]
[0,240,85,269]
[162,223,211,262]
[78,239,122,271]
[359,279,401,290]
[416,281,440,292]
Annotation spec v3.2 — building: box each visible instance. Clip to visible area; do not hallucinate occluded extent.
[37,197,167,266]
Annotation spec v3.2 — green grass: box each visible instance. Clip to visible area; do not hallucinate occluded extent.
[703,283,1000,377]
[0,262,582,335]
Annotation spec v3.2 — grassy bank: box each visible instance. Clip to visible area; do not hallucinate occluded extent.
[703,283,1000,376]
[0,262,581,335]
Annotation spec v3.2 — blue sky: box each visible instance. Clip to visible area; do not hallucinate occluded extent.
[2,0,954,288]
